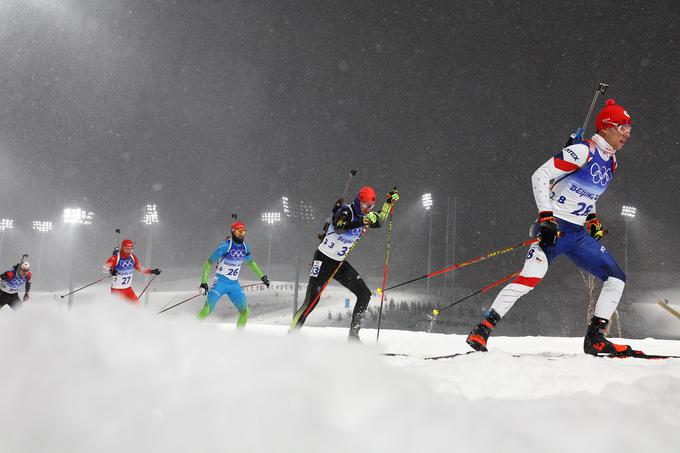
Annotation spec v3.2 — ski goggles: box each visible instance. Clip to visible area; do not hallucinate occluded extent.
[603,121,632,135]
[360,201,375,211]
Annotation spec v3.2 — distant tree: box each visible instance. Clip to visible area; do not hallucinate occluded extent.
[388,298,395,310]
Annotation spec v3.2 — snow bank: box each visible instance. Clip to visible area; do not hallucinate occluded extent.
[1,301,679,453]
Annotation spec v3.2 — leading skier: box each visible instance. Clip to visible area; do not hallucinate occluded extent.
[466,99,634,355]
[289,186,398,341]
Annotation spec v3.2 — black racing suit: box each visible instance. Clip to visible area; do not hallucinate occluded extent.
[291,198,390,335]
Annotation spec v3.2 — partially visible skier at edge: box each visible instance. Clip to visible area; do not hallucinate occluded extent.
[197,221,270,328]
[466,99,636,356]
[289,186,398,342]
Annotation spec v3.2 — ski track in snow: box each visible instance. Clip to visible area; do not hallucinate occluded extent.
[1,293,680,453]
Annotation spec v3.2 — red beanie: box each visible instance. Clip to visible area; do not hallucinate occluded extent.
[121,239,134,248]
[231,221,246,232]
[358,186,376,203]
[596,99,631,131]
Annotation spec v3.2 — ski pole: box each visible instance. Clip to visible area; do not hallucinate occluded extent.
[566,82,608,146]
[157,294,201,314]
[138,275,156,299]
[157,282,263,315]
[59,276,109,298]
[341,169,358,197]
[382,238,538,292]
[240,282,264,290]
[376,205,395,342]
[431,270,520,317]
[290,225,369,330]
[657,300,680,322]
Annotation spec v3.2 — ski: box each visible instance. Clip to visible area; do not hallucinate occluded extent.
[382,351,680,361]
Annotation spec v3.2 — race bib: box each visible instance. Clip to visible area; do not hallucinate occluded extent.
[310,260,322,277]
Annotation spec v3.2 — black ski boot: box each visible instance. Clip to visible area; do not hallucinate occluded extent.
[347,330,362,343]
[466,309,501,352]
[348,314,363,343]
[583,316,633,355]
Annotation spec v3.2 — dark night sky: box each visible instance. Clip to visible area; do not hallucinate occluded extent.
[1,1,679,310]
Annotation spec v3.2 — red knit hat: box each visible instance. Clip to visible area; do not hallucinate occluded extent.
[231,221,246,232]
[596,99,631,131]
[358,186,376,204]
[121,239,134,248]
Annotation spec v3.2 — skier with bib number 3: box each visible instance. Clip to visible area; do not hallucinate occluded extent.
[290,186,399,342]
[104,239,161,303]
[197,221,270,328]
[466,99,636,356]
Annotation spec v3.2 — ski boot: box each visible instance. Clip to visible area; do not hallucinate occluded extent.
[347,329,362,343]
[583,316,632,356]
[348,311,365,343]
[466,309,501,352]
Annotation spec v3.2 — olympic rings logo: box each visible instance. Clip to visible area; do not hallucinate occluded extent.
[230,249,245,259]
[590,163,612,186]
[118,260,134,269]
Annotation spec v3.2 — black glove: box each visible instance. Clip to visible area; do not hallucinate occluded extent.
[538,211,559,247]
[199,283,209,296]
[150,268,161,275]
[584,214,607,241]
[261,275,271,288]
[109,268,118,276]
[23,293,29,302]
[386,188,399,204]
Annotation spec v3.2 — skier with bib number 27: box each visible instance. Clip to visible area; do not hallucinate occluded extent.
[290,186,398,342]
[466,99,635,356]
[197,221,270,328]
[104,239,161,303]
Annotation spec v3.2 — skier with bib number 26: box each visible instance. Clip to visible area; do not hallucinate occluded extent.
[466,99,635,356]
[104,239,161,303]
[290,186,398,342]
[197,221,270,328]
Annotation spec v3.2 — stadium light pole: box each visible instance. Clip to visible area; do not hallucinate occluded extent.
[63,208,94,308]
[261,212,281,269]
[422,193,433,295]
[283,196,316,314]
[142,204,159,305]
[32,221,53,288]
[620,205,637,305]
[0,218,14,265]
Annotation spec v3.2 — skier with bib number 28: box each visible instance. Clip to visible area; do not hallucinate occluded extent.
[104,239,161,303]
[197,221,270,328]
[466,99,634,356]
[290,186,398,342]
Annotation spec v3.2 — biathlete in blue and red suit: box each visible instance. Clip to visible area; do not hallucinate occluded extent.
[0,261,32,310]
[289,186,399,341]
[466,99,634,356]
[103,238,161,303]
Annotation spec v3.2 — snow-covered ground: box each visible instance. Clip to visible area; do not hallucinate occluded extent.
[2,292,680,453]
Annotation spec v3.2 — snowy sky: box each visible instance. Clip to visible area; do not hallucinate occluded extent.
[1,1,679,313]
